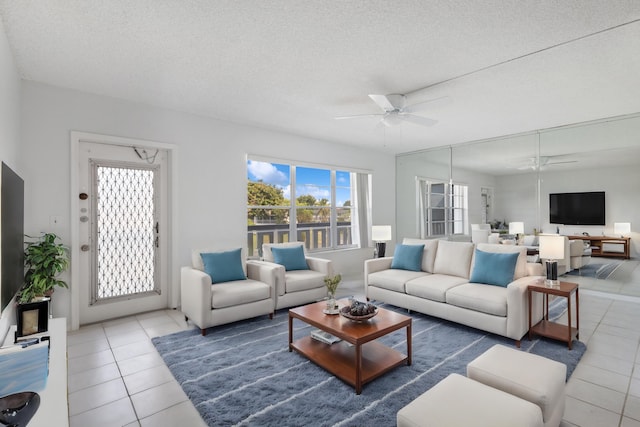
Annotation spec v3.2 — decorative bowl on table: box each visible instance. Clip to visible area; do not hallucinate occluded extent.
[339,303,378,321]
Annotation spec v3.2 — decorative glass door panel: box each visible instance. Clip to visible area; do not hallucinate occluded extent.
[92,163,160,303]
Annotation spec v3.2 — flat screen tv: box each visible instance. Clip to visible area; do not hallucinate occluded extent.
[549,191,605,226]
[1,162,24,312]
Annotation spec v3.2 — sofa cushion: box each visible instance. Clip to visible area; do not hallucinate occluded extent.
[475,243,528,280]
[368,269,429,293]
[470,249,519,287]
[271,245,309,271]
[262,242,306,262]
[192,247,247,273]
[210,279,271,309]
[391,244,425,271]
[403,238,439,273]
[200,249,247,283]
[446,283,508,317]
[433,240,475,278]
[284,270,325,293]
[405,274,469,302]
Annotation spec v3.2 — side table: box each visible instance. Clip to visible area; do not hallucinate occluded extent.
[528,281,579,350]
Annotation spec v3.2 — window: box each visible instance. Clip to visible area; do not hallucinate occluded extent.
[247,159,370,257]
[418,179,468,237]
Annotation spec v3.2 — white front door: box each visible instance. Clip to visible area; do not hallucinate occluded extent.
[77,141,169,325]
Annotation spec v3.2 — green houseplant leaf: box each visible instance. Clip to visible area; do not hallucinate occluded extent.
[20,233,69,303]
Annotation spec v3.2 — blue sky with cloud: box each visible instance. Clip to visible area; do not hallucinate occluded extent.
[247,160,351,206]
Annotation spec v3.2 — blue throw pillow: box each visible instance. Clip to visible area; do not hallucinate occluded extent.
[271,245,309,271]
[470,249,519,287]
[391,244,425,271]
[200,249,246,283]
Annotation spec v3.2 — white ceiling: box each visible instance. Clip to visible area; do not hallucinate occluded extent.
[1,0,640,155]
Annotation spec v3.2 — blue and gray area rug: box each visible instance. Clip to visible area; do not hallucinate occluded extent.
[566,261,621,279]
[152,300,585,427]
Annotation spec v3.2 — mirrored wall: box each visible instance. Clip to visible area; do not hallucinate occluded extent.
[396,113,640,294]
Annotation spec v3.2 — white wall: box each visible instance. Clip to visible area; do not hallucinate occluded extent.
[0,17,22,342]
[493,172,540,233]
[20,82,396,326]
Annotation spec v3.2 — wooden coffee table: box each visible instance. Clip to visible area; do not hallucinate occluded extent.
[288,299,412,394]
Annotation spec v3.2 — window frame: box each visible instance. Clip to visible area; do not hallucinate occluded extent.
[247,156,367,256]
[418,177,469,238]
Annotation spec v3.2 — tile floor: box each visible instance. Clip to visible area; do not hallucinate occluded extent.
[67,263,640,427]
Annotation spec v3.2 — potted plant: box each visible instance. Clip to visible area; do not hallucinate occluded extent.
[19,233,69,303]
[323,274,341,312]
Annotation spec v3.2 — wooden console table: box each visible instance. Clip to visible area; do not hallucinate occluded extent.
[568,235,630,259]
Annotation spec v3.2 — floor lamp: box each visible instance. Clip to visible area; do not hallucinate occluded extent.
[539,234,565,286]
[371,225,392,258]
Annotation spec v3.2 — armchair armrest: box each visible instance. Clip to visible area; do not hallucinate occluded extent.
[180,266,213,328]
[246,260,280,298]
[305,256,334,276]
[246,260,284,296]
[364,257,394,286]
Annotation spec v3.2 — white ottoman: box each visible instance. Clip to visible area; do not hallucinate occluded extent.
[397,373,543,427]
[467,344,566,427]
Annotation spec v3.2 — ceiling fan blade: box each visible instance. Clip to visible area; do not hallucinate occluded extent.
[334,113,383,120]
[547,160,578,166]
[368,94,396,112]
[404,96,451,113]
[398,113,438,127]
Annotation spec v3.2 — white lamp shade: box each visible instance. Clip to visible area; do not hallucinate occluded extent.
[509,221,524,235]
[371,225,392,241]
[539,234,565,260]
[614,222,631,236]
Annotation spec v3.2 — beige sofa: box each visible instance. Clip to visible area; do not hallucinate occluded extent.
[365,239,545,345]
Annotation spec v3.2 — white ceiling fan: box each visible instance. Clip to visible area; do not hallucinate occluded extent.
[335,94,448,127]
[517,155,578,171]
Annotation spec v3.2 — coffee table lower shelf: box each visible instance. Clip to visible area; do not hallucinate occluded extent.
[290,336,408,393]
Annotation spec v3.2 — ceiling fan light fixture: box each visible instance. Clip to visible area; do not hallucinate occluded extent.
[381,111,403,127]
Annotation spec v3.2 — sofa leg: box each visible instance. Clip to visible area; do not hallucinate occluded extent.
[185,315,189,322]
[515,339,521,348]
[201,328,206,336]
[269,313,274,320]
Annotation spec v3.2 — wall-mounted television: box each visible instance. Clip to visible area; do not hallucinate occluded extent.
[1,162,25,312]
[549,191,605,226]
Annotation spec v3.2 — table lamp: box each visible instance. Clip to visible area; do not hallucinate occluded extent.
[614,222,631,238]
[371,225,392,258]
[509,221,524,244]
[539,234,565,286]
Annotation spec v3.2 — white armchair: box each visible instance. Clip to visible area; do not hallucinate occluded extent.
[569,239,591,271]
[252,242,333,310]
[471,229,490,244]
[181,248,277,335]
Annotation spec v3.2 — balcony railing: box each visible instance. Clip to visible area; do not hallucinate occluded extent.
[247,222,353,258]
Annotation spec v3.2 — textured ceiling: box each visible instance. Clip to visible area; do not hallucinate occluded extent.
[1,0,640,154]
